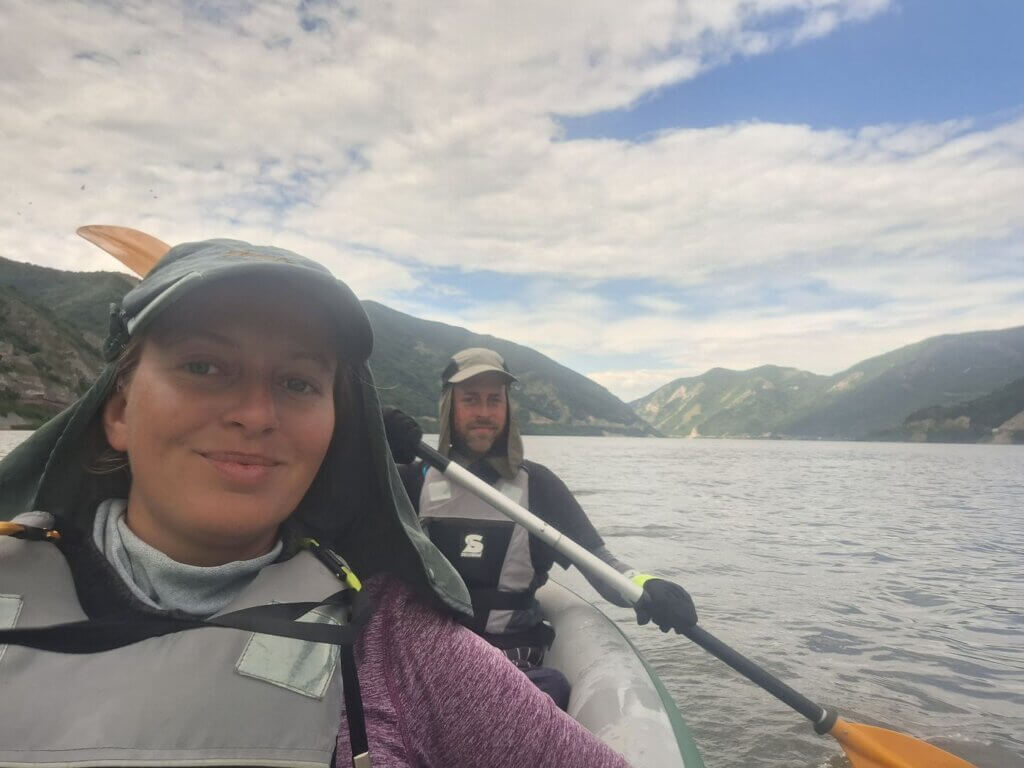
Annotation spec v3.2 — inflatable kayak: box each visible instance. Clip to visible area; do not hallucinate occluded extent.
[538,579,705,768]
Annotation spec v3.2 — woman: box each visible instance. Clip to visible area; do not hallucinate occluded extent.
[0,238,630,768]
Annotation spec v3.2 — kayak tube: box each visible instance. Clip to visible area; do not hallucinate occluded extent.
[538,579,705,768]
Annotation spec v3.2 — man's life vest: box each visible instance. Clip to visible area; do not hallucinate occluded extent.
[0,512,349,768]
[418,466,545,639]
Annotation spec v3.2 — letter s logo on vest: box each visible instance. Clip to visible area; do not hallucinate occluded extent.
[460,534,484,558]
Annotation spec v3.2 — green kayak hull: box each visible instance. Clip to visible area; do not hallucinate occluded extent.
[538,580,705,767]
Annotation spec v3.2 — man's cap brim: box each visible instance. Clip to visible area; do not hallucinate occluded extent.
[446,364,518,385]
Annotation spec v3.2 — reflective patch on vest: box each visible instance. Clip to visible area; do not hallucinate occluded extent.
[235,604,343,699]
[461,533,484,558]
[0,594,24,665]
[497,481,523,505]
[427,479,452,502]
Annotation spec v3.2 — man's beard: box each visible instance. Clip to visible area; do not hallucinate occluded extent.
[453,424,509,459]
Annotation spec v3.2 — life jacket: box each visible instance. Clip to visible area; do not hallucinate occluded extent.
[0,512,352,768]
[418,466,546,638]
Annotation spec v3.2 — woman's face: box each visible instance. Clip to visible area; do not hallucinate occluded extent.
[103,281,339,565]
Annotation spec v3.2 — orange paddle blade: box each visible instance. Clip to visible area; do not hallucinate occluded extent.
[831,718,976,768]
[76,225,170,277]
[0,521,60,540]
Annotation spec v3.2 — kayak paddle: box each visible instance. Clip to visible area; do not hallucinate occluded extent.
[76,225,170,276]
[415,442,977,768]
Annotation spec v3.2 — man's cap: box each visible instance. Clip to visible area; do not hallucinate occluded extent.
[106,239,373,363]
[441,347,518,385]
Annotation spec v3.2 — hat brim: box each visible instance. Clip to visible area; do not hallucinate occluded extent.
[446,364,518,385]
[124,254,373,363]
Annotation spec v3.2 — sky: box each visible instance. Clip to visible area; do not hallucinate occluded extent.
[2,0,1023,401]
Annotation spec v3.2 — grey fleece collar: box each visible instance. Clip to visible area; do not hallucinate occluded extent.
[93,499,282,617]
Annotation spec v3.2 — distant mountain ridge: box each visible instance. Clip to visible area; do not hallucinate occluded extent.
[0,257,655,436]
[5,255,1024,441]
[0,257,136,427]
[633,326,1024,440]
[898,375,1024,444]
[632,365,828,437]
[364,301,656,436]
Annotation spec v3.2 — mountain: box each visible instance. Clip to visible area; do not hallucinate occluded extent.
[8,254,1024,441]
[632,365,828,437]
[0,258,655,436]
[633,326,1024,440]
[0,257,137,427]
[364,301,657,436]
[0,256,138,351]
[897,376,1024,444]
[780,327,1024,439]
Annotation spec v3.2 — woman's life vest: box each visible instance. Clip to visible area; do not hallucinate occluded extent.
[0,513,350,768]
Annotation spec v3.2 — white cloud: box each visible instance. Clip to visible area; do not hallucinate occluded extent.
[393,258,1024,400]
[4,0,1023,402]
[3,0,904,270]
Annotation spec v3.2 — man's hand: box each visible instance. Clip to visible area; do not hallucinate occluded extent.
[633,577,698,633]
[382,408,424,464]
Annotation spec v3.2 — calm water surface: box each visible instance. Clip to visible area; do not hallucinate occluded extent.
[524,436,1024,768]
[3,432,1022,767]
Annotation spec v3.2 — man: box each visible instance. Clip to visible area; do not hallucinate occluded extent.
[384,347,697,707]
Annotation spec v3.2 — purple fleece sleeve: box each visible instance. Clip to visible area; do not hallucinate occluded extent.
[335,577,631,768]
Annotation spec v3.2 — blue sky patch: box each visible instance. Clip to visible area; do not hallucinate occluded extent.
[560,0,1024,140]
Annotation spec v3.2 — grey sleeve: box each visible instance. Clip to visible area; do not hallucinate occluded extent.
[583,545,636,608]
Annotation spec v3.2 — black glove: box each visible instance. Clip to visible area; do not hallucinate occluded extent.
[381,408,423,464]
[634,577,698,633]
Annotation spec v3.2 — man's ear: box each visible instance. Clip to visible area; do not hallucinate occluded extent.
[102,388,130,452]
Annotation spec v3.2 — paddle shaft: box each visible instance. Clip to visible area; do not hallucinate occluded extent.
[416,441,835,732]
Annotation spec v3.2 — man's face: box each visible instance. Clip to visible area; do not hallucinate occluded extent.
[451,372,508,459]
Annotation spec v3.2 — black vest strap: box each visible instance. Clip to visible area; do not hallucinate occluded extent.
[0,594,357,653]
[461,588,536,633]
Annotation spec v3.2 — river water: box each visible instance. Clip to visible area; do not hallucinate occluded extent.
[524,436,1024,768]
[2,431,1022,767]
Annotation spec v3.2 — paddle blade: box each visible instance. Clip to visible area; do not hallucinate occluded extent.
[77,225,170,277]
[831,718,976,768]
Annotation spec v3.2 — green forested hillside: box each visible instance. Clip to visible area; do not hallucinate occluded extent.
[632,365,828,437]
[0,258,654,435]
[779,327,1024,439]
[0,256,137,348]
[365,302,657,435]
[898,376,1024,444]
[7,254,1024,441]
[0,257,136,427]
[633,326,1024,440]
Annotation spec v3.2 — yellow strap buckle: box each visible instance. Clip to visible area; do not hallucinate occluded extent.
[631,572,655,588]
[302,538,362,591]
